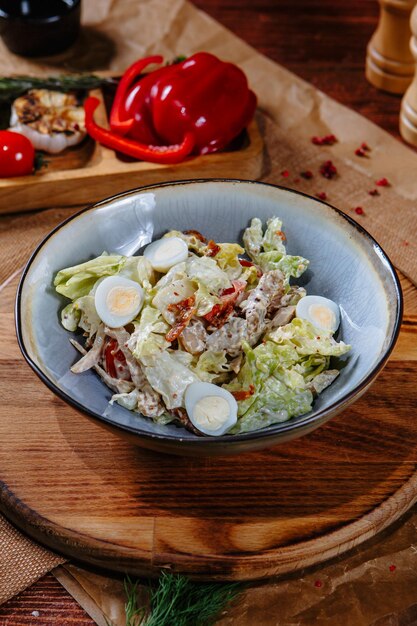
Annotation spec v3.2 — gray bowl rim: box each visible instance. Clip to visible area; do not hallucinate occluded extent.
[15,178,403,446]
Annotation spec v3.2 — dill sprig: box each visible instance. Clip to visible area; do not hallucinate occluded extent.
[147,572,241,626]
[107,573,242,626]
[0,74,116,102]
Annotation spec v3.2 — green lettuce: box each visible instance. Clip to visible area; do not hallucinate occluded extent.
[193,350,231,383]
[129,305,170,364]
[213,243,244,279]
[54,253,126,300]
[231,376,313,434]
[243,217,263,261]
[223,341,297,416]
[60,295,101,337]
[262,217,286,255]
[143,351,200,409]
[268,318,351,357]
[194,281,220,316]
[242,217,309,281]
[185,255,231,293]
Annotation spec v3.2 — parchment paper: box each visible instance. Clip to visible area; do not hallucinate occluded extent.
[1,0,417,622]
[53,511,417,626]
[0,0,416,284]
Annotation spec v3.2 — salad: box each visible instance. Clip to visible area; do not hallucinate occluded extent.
[54,217,351,436]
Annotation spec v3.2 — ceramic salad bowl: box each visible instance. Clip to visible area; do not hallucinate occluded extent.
[16,179,402,455]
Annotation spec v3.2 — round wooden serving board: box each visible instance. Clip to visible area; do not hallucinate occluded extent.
[1,273,417,581]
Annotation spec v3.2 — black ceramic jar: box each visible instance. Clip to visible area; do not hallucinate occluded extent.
[0,0,81,57]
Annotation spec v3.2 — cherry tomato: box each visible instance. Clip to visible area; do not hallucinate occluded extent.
[0,130,35,177]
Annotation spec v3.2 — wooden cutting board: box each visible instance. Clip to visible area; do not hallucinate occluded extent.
[0,89,263,215]
[1,271,417,581]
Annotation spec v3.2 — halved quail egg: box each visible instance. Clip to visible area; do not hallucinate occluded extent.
[296,295,340,332]
[184,382,238,436]
[94,275,144,328]
[143,237,188,273]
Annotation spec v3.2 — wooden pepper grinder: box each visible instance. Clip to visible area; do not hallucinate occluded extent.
[400,5,417,144]
[366,0,417,94]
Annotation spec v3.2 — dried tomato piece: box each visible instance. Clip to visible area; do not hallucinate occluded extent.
[316,192,327,200]
[205,239,221,257]
[204,280,246,329]
[231,384,255,401]
[184,229,207,243]
[166,295,196,342]
[300,170,313,179]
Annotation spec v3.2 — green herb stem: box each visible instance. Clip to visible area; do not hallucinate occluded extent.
[0,75,116,103]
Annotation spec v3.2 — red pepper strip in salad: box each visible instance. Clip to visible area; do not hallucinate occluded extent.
[204,280,246,328]
[109,55,163,136]
[104,338,131,380]
[84,97,195,165]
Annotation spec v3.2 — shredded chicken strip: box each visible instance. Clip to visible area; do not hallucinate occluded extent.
[180,319,207,355]
[105,327,165,417]
[70,324,105,374]
[241,270,285,343]
[206,316,248,357]
[269,305,296,329]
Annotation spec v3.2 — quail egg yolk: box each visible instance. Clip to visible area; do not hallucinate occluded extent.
[192,396,231,431]
[309,304,336,331]
[106,286,141,317]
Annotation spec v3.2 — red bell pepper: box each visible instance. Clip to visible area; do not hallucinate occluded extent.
[149,52,257,154]
[85,52,256,164]
[84,97,195,165]
[109,55,164,138]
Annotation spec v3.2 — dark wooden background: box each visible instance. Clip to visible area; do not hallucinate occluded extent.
[0,0,408,623]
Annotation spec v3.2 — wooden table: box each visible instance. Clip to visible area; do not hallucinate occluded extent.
[0,0,410,623]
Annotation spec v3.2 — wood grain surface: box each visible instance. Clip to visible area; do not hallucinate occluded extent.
[1,264,416,580]
[2,0,416,621]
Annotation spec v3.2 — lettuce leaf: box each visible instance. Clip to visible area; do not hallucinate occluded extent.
[185,255,231,293]
[193,350,231,383]
[243,217,263,261]
[54,253,126,300]
[242,217,309,281]
[232,376,313,434]
[60,295,101,337]
[142,351,200,409]
[129,305,170,364]
[194,281,220,316]
[224,340,300,416]
[257,252,309,278]
[213,243,244,280]
[152,278,196,324]
[262,217,286,255]
[268,318,351,357]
